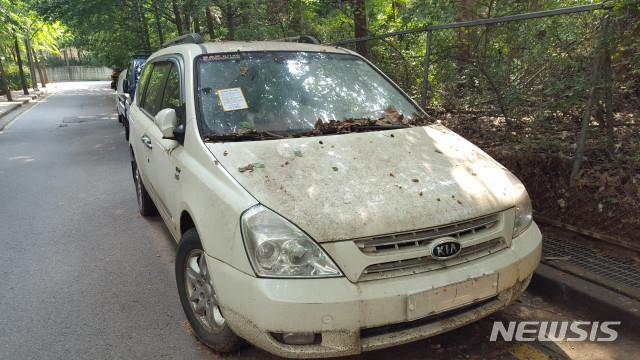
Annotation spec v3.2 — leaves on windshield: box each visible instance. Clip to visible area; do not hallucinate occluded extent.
[203,107,433,143]
[308,106,431,135]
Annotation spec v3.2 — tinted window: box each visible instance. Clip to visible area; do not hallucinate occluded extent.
[142,62,171,116]
[136,64,152,106]
[161,64,181,112]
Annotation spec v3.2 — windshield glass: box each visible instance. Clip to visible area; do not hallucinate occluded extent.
[196,52,421,136]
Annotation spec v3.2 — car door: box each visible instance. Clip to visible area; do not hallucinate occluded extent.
[132,61,171,198]
[129,63,153,175]
[145,60,184,228]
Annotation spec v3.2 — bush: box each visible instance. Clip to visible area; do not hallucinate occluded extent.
[0,62,32,92]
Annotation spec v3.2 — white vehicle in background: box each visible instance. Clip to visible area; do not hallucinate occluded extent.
[127,33,542,358]
[115,69,128,127]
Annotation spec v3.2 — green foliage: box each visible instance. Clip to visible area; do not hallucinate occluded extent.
[0,0,67,91]
[1,0,637,118]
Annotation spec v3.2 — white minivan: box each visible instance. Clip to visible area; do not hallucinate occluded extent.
[128,34,542,358]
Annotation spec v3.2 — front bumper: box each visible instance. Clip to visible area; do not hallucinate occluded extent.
[207,222,542,358]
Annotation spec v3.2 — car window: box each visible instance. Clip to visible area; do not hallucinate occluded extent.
[129,58,148,97]
[136,64,152,106]
[160,64,181,113]
[141,62,171,116]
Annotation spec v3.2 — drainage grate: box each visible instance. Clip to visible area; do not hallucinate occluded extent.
[543,236,640,295]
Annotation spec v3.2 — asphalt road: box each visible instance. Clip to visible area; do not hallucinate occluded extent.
[0,82,637,360]
[0,82,216,359]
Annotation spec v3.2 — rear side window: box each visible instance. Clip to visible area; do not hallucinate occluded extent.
[135,64,152,106]
[141,62,171,116]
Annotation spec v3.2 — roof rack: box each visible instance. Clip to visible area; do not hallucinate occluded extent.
[272,35,320,45]
[161,33,204,48]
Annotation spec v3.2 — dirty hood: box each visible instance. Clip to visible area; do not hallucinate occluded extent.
[206,125,515,242]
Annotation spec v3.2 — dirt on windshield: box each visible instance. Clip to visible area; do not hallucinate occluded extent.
[202,107,434,143]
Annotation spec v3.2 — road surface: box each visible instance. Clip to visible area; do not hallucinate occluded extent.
[0,82,637,359]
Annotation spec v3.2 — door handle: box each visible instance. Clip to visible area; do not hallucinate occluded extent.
[140,135,152,149]
[175,167,181,180]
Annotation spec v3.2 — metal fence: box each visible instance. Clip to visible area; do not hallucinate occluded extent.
[331,2,608,109]
[328,2,639,244]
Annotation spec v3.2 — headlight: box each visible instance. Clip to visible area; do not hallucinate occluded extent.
[506,171,533,237]
[241,205,342,278]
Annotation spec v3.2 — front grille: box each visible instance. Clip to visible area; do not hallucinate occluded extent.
[348,212,510,282]
[360,237,506,281]
[355,213,499,254]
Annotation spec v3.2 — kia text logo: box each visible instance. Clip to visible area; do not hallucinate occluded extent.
[431,237,461,260]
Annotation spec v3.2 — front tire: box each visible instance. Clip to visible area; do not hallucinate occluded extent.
[176,229,245,354]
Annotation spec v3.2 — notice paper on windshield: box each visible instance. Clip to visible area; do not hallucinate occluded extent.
[216,87,248,111]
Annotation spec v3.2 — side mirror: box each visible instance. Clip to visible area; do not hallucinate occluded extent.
[123,79,130,93]
[155,108,178,139]
[173,123,186,143]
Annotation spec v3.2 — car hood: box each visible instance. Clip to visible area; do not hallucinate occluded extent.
[205,125,515,243]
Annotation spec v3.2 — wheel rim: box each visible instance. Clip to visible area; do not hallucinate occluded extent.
[185,249,225,331]
[134,165,143,209]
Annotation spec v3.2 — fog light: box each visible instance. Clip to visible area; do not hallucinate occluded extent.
[282,332,317,345]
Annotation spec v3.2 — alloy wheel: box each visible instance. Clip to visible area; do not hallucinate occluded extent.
[184,249,225,331]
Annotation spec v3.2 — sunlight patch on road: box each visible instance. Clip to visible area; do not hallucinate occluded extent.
[8,155,35,162]
[508,343,551,360]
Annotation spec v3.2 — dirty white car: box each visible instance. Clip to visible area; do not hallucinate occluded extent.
[128,34,542,358]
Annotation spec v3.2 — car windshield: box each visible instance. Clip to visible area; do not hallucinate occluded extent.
[196,51,422,137]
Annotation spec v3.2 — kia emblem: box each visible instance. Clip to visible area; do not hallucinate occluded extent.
[431,237,462,260]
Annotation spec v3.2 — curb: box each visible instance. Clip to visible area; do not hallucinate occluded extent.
[530,264,640,333]
[0,92,45,131]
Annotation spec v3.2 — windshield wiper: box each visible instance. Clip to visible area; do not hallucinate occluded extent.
[310,118,412,135]
[203,130,284,143]
[350,124,410,131]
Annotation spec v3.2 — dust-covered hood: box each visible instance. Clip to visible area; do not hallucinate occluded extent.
[206,125,515,242]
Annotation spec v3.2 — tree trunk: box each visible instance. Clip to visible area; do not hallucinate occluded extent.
[291,0,303,33]
[172,0,185,35]
[194,14,201,34]
[24,37,38,91]
[136,0,151,51]
[32,49,46,88]
[14,37,29,95]
[225,3,236,40]
[38,50,49,84]
[570,63,599,186]
[63,48,72,81]
[0,57,13,102]
[454,0,477,60]
[352,0,368,58]
[570,45,604,186]
[183,0,191,33]
[205,7,216,39]
[601,21,615,158]
[184,12,191,33]
[570,16,610,185]
[153,0,165,45]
